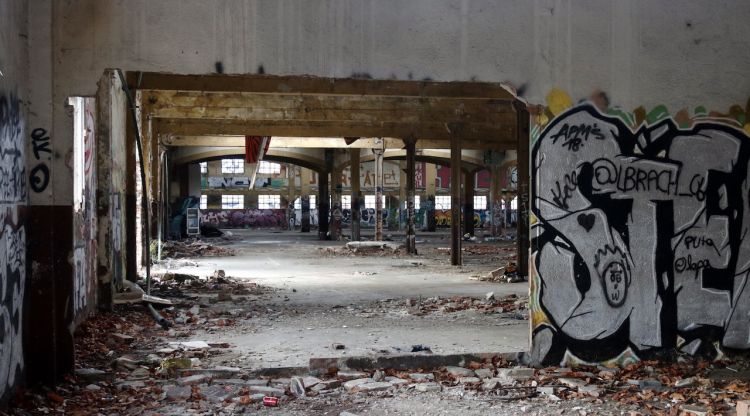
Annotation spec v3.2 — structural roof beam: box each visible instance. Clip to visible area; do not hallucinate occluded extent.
[162,135,513,150]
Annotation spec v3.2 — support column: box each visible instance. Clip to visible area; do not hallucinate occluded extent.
[425,163,437,232]
[330,166,343,240]
[319,150,333,240]
[350,149,361,241]
[449,125,463,266]
[489,167,500,236]
[287,164,296,230]
[463,171,475,237]
[515,101,530,278]
[399,161,407,231]
[404,138,417,254]
[374,148,384,241]
[318,170,329,240]
[300,168,311,232]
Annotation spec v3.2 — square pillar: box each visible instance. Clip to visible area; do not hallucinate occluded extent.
[404,138,417,254]
[463,171,475,237]
[350,149,361,240]
[449,125,463,266]
[514,101,530,278]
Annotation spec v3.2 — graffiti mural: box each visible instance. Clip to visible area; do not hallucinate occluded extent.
[531,103,750,365]
[207,176,250,189]
[0,90,25,399]
[202,209,287,228]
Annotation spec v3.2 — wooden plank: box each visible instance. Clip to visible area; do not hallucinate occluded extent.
[127,72,517,100]
[145,90,515,112]
[153,118,514,142]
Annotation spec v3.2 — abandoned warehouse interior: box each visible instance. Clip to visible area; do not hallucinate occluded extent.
[4,1,750,414]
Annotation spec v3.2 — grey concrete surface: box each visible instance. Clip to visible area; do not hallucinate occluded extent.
[154,230,529,370]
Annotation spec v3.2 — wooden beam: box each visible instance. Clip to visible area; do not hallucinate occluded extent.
[153,118,514,142]
[163,135,515,150]
[127,72,517,101]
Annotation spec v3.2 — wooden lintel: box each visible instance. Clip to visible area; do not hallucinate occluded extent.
[162,135,515,150]
[126,71,517,101]
[153,118,514,142]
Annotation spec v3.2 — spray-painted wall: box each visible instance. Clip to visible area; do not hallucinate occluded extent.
[531,92,750,366]
[0,0,28,403]
[72,97,98,323]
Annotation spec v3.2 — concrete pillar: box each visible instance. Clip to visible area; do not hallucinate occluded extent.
[287,164,296,230]
[425,163,437,232]
[450,127,463,266]
[330,166,343,240]
[187,163,201,197]
[405,139,417,254]
[464,171,474,237]
[489,167,502,236]
[300,168,311,232]
[399,160,407,231]
[374,148,384,241]
[318,170,329,239]
[515,101,530,278]
[350,149,361,240]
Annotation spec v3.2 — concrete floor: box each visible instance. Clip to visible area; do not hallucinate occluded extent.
[153,229,529,370]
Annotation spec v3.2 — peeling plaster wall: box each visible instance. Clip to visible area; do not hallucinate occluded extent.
[0,0,28,403]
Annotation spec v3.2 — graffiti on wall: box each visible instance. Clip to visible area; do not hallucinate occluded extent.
[207,176,250,189]
[202,209,287,228]
[434,210,491,228]
[73,98,97,319]
[0,90,25,398]
[531,102,750,365]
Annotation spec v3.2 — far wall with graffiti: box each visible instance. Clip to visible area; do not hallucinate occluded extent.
[531,89,750,367]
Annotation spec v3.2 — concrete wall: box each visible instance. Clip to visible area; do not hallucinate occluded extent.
[49,0,750,204]
[0,0,28,403]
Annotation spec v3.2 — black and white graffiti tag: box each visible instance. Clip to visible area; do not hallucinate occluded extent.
[29,127,51,193]
[0,92,26,202]
[532,104,750,364]
[0,90,25,396]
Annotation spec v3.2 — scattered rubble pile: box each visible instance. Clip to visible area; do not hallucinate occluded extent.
[375,294,529,317]
[471,262,523,283]
[321,241,408,257]
[160,239,236,259]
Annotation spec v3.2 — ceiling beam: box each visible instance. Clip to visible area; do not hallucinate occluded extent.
[153,118,514,142]
[127,72,517,100]
[162,135,515,150]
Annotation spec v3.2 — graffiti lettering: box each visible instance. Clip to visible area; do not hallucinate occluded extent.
[29,127,51,193]
[550,171,578,209]
[592,158,677,196]
[550,123,605,151]
[532,103,750,365]
[674,255,711,274]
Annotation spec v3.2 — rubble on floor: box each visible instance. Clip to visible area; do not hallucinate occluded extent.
[320,244,409,257]
[471,262,524,283]
[160,238,237,259]
[13,314,750,416]
[375,294,528,317]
